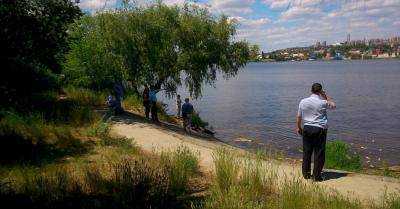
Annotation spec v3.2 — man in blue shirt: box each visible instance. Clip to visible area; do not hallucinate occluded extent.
[181,98,194,132]
[296,83,336,181]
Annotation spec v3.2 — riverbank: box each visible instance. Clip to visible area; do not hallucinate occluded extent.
[111,111,400,204]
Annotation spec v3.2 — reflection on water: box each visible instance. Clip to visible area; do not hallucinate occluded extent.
[161,60,400,165]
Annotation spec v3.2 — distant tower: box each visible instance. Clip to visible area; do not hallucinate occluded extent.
[347,34,351,43]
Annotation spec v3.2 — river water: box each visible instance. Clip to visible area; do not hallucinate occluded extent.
[160,60,400,165]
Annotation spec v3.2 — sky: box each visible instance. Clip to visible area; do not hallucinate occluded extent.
[77,0,400,52]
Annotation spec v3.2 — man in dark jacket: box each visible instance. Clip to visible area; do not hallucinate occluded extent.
[182,98,194,132]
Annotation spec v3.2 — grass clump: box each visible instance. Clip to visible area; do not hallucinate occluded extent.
[161,146,200,195]
[64,86,107,107]
[326,140,362,171]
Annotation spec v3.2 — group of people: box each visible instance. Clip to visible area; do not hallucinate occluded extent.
[142,86,194,132]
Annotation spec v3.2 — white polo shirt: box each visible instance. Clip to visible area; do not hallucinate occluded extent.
[297,94,336,129]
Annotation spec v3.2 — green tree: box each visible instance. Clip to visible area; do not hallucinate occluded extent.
[249,44,261,61]
[0,0,82,108]
[64,3,250,98]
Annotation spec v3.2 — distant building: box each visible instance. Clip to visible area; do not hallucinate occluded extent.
[322,41,327,47]
[347,34,351,44]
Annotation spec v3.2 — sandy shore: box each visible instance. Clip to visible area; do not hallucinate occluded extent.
[110,113,400,203]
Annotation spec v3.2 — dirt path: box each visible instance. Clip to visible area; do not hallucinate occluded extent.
[111,117,400,203]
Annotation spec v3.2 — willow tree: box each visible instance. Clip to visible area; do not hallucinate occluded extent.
[64,3,250,98]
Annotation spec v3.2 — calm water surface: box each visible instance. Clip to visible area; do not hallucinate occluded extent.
[161,60,400,165]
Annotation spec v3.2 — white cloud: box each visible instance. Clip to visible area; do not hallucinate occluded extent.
[280,6,322,20]
[209,0,255,15]
[229,16,271,28]
[78,0,117,12]
[263,0,322,10]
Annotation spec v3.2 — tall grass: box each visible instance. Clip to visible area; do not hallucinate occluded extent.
[326,140,362,171]
[0,146,200,209]
[202,149,399,209]
[0,111,90,163]
[64,86,107,107]
[161,146,200,195]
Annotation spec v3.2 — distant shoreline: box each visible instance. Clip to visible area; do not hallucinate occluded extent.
[252,57,400,63]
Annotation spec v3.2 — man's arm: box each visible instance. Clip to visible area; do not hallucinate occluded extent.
[320,91,336,109]
[296,115,303,135]
[296,103,303,135]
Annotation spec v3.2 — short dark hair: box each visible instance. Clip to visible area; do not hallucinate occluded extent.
[311,83,323,94]
[185,98,189,102]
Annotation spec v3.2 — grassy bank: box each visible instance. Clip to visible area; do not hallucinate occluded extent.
[200,149,400,209]
[1,88,399,209]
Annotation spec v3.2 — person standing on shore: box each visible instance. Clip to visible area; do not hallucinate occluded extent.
[149,86,159,123]
[176,95,182,117]
[182,98,194,132]
[142,86,150,119]
[296,83,336,181]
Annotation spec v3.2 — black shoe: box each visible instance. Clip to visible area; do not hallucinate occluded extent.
[303,174,311,180]
[313,176,324,182]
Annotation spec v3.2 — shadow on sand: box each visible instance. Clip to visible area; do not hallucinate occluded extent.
[110,110,217,141]
[322,170,348,181]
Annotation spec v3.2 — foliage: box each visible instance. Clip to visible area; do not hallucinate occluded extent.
[0,111,91,163]
[249,44,261,61]
[0,0,82,108]
[191,112,209,129]
[64,3,250,97]
[326,140,362,171]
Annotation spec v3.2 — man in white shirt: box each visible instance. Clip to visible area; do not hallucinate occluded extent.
[296,83,336,181]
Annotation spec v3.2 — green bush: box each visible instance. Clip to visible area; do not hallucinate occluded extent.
[325,140,362,171]
[191,112,208,129]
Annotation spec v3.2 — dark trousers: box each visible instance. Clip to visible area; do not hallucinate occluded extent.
[302,125,327,179]
[143,101,150,119]
[150,101,159,122]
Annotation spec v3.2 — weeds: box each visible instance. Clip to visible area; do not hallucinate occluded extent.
[161,146,200,195]
[326,140,362,171]
[202,149,400,209]
[0,146,200,209]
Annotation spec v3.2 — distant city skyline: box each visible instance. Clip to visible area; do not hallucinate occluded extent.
[77,0,400,52]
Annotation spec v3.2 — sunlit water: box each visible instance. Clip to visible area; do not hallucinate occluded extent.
[160,60,400,165]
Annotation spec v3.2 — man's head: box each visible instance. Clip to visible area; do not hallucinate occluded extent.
[311,83,323,94]
[177,94,180,98]
[185,98,190,103]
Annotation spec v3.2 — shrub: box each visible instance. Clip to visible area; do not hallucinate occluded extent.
[191,112,208,129]
[325,140,362,171]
